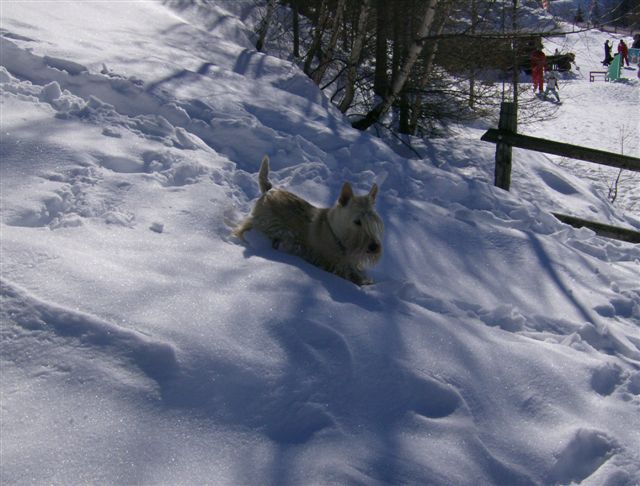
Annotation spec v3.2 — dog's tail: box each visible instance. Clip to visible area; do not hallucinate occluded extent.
[258,155,272,194]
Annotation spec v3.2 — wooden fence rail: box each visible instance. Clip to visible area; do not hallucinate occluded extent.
[552,213,640,244]
[482,102,640,243]
[481,129,640,172]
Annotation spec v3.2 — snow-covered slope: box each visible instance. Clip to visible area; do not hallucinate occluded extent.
[1,2,639,485]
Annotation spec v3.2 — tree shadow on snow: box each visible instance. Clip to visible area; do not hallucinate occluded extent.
[235,233,385,312]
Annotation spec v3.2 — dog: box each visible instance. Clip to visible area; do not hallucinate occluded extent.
[233,156,383,285]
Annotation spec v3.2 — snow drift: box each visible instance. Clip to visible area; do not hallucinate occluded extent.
[1,1,639,485]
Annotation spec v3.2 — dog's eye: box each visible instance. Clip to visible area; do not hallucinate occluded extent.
[354,219,362,226]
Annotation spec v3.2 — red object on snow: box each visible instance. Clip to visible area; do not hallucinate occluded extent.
[531,49,547,93]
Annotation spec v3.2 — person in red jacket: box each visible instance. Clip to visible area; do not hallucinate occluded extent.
[531,47,547,94]
[618,40,629,67]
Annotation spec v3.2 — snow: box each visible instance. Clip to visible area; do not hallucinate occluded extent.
[1,1,639,484]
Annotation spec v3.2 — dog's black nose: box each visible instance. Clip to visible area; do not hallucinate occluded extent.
[368,242,380,253]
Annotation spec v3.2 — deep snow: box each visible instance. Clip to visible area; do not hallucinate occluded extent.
[1,1,639,485]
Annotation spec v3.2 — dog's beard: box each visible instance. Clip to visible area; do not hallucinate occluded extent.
[344,230,383,269]
[351,216,383,268]
[354,252,382,269]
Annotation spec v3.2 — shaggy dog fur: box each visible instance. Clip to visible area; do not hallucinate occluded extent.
[233,156,383,285]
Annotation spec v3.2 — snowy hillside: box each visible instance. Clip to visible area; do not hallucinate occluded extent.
[1,2,639,485]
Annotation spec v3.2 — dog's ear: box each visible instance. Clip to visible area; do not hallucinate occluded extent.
[339,182,354,206]
[368,183,379,203]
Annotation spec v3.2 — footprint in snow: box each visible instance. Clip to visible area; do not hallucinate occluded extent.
[627,372,640,395]
[264,402,336,445]
[474,305,526,332]
[149,222,164,233]
[593,297,636,319]
[577,322,640,361]
[592,366,640,399]
[547,429,617,485]
[407,373,463,419]
[590,362,624,396]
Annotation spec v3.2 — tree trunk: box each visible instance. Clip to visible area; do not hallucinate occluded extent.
[469,0,478,108]
[353,0,440,131]
[511,0,519,107]
[303,0,329,76]
[338,0,371,113]
[311,0,346,85]
[408,11,447,132]
[399,91,411,134]
[292,0,300,58]
[256,0,277,52]
[373,0,388,97]
[390,5,404,91]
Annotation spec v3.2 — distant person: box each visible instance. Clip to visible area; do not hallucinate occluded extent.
[603,40,613,66]
[530,47,547,94]
[632,34,640,49]
[543,71,560,102]
[617,40,629,67]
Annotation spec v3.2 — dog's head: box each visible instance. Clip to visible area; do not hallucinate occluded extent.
[332,182,384,268]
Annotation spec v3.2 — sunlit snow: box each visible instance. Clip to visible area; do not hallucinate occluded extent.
[1,1,639,484]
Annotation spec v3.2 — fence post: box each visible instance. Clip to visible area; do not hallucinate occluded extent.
[494,102,517,191]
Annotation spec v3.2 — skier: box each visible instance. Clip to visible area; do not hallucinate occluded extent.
[617,40,629,67]
[543,71,560,103]
[530,47,546,95]
[603,40,613,66]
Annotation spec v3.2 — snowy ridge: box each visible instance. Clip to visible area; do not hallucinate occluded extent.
[1,278,178,381]
[1,1,639,484]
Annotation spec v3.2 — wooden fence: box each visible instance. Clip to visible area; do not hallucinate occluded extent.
[481,102,640,243]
